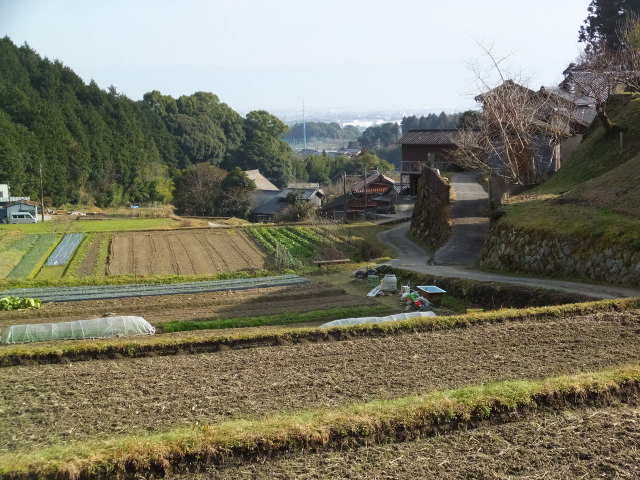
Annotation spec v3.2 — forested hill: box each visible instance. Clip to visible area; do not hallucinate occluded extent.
[0,37,291,206]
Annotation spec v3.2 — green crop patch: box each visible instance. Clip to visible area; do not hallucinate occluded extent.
[159,304,393,333]
[6,234,60,279]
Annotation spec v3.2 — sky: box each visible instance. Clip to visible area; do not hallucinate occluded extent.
[1,0,591,115]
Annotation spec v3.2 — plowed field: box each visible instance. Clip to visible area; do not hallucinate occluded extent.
[0,282,370,327]
[107,229,267,275]
[1,310,639,450]
[178,404,640,479]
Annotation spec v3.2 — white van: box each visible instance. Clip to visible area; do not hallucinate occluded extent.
[9,212,38,224]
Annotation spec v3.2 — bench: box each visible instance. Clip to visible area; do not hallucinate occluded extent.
[313,259,352,268]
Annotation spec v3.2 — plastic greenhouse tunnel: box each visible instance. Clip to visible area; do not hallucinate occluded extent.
[0,316,155,344]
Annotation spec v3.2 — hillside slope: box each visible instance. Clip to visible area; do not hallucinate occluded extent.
[480,94,640,286]
[500,94,640,241]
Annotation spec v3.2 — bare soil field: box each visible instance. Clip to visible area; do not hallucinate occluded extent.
[1,310,639,451]
[106,229,268,275]
[178,404,640,479]
[0,282,366,328]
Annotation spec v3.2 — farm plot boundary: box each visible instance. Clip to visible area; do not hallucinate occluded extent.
[1,297,638,367]
[1,365,638,480]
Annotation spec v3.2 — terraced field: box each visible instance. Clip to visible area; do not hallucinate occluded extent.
[1,310,638,451]
[181,405,640,479]
[0,281,365,328]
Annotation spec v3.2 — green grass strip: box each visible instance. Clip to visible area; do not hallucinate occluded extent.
[63,232,93,277]
[1,364,638,479]
[0,217,179,234]
[1,297,638,367]
[0,267,314,290]
[158,304,393,333]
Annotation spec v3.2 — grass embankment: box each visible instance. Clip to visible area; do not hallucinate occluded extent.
[0,269,295,290]
[501,94,640,242]
[158,305,393,333]
[1,297,638,367]
[1,365,638,480]
[0,217,181,234]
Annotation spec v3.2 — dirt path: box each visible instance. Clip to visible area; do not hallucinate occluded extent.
[179,404,640,479]
[433,170,490,265]
[2,310,638,450]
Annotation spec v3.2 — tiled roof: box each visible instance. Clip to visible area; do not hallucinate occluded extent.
[276,188,323,200]
[251,191,285,216]
[351,172,396,193]
[398,129,460,145]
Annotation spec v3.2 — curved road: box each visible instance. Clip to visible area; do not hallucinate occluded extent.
[378,224,640,300]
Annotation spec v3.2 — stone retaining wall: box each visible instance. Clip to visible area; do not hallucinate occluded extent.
[481,223,640,287]
[409,168,451,250]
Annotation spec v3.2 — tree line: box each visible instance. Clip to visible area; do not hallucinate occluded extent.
[284,122,360,141]
[0,37,294,208]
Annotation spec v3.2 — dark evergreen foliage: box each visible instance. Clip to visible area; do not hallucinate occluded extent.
[0,37,293,207]
[579,0,640,52]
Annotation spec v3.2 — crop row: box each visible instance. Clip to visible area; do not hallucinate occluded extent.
[250,227,318,259]
[7,234,60,279]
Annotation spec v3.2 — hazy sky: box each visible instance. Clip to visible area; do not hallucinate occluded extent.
[1,0,590,114]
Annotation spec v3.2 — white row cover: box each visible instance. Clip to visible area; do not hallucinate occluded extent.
[321,311,436,328]
[1,316,155,344]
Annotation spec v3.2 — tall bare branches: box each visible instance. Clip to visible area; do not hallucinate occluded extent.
[453,48,571,186]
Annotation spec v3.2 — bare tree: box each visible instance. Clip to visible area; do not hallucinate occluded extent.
[453,47,572,187]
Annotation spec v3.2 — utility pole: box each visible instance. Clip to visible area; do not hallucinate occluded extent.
[39,162,45,223]
[342,171,347,223]
[303,101,307,150]
[363,167,368,221]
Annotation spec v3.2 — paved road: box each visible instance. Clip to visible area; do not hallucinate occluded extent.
[378,223,640,300]
[433,171,490,265]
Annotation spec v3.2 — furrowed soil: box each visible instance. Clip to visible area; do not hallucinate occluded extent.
[107,229,267,276]
[1,310,639,450]
[75,233,106,277]
[177,404,640,479]
[0,283,364,328]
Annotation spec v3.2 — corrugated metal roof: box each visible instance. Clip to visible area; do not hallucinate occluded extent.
[398,129,460,145]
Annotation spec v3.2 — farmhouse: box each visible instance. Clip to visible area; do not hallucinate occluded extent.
[251,188,324,222]
[399,129,459,195]
[322,172,397,220]
[0,184,38,223]
[244,169,325,222]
